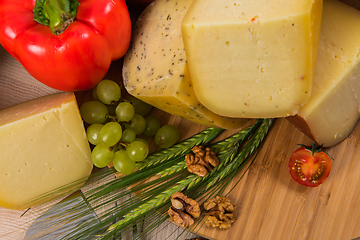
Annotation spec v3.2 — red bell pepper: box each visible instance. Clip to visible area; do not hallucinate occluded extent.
[0,0,131,91]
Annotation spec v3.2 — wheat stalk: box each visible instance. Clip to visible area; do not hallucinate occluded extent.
[103,119,272,238]
[106,174,201,234]
[137,127,224,170]
[205,118,274,190]
[158,121,263,178]
[27,119,274,240]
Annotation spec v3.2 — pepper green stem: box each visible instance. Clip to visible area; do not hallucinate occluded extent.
[33,0,80,35]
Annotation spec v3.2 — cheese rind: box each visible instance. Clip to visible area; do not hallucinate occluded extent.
[0,92,93,210]
[122,0,249,129]
[287,0,360,147]
[181,0,322,118]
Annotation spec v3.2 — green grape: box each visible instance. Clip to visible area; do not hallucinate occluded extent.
[112,150,136,175]
[115,102,135,122]
[91,144,114,168]
[80,101,108,124]
[134,138,149,148]
[121,129,136,143]
[126,140,149,162]
[86,124,103,145]
[143,115,161,137]
[96,79,121,105]
[124,114,146,135]
[127,96,152,116]
[154,125,180,149]
[99,121,122,147]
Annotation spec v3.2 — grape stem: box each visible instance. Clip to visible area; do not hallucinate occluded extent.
[106,114,118,121]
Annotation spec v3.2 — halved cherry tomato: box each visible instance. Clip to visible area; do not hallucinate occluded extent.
[288,143,332,187]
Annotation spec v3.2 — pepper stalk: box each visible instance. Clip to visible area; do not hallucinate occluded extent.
[33,0,80,35]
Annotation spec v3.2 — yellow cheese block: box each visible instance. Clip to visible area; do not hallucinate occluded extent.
[122,0,249,129]
[181,0,322,118]
[288,0,360,147]
[0,92,93,210]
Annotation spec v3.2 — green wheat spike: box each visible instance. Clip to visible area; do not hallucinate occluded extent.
[137,127,224,170]
[158,120,263,177]
[37,119,274,240]
[205,118,274,190]
[159,161,186,177]
[107,175,200,233]
[106,120,272,235]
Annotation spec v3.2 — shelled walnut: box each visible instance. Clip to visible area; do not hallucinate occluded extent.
[203,196,236,230]
[185,146,219,177]
[168,192,201,227]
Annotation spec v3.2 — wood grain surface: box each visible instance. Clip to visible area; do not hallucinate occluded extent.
[2,1,360,239]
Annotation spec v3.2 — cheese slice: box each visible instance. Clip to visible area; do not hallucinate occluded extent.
[287,0,360,147]
[181,0,322,118]
[122,0,249,129]
[0,92,93,210]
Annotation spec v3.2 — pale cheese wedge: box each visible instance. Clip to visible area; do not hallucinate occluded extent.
[122,0,249,129]
[0,92,93,210]
[288,0,360,147]
[182,0,322,118]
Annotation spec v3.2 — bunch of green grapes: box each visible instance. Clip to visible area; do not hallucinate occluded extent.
[80,79,180,175]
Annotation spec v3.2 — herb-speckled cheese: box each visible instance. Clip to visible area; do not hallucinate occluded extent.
[287,0,360,147]
[182,0,322,118]
[122,0,249,129]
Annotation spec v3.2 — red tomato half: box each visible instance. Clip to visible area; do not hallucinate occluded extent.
[288,143,332,187]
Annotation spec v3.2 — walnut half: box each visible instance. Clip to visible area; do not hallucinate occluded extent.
[204,196,236,230]
[168,192,201,228]
[185,146,219,177]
